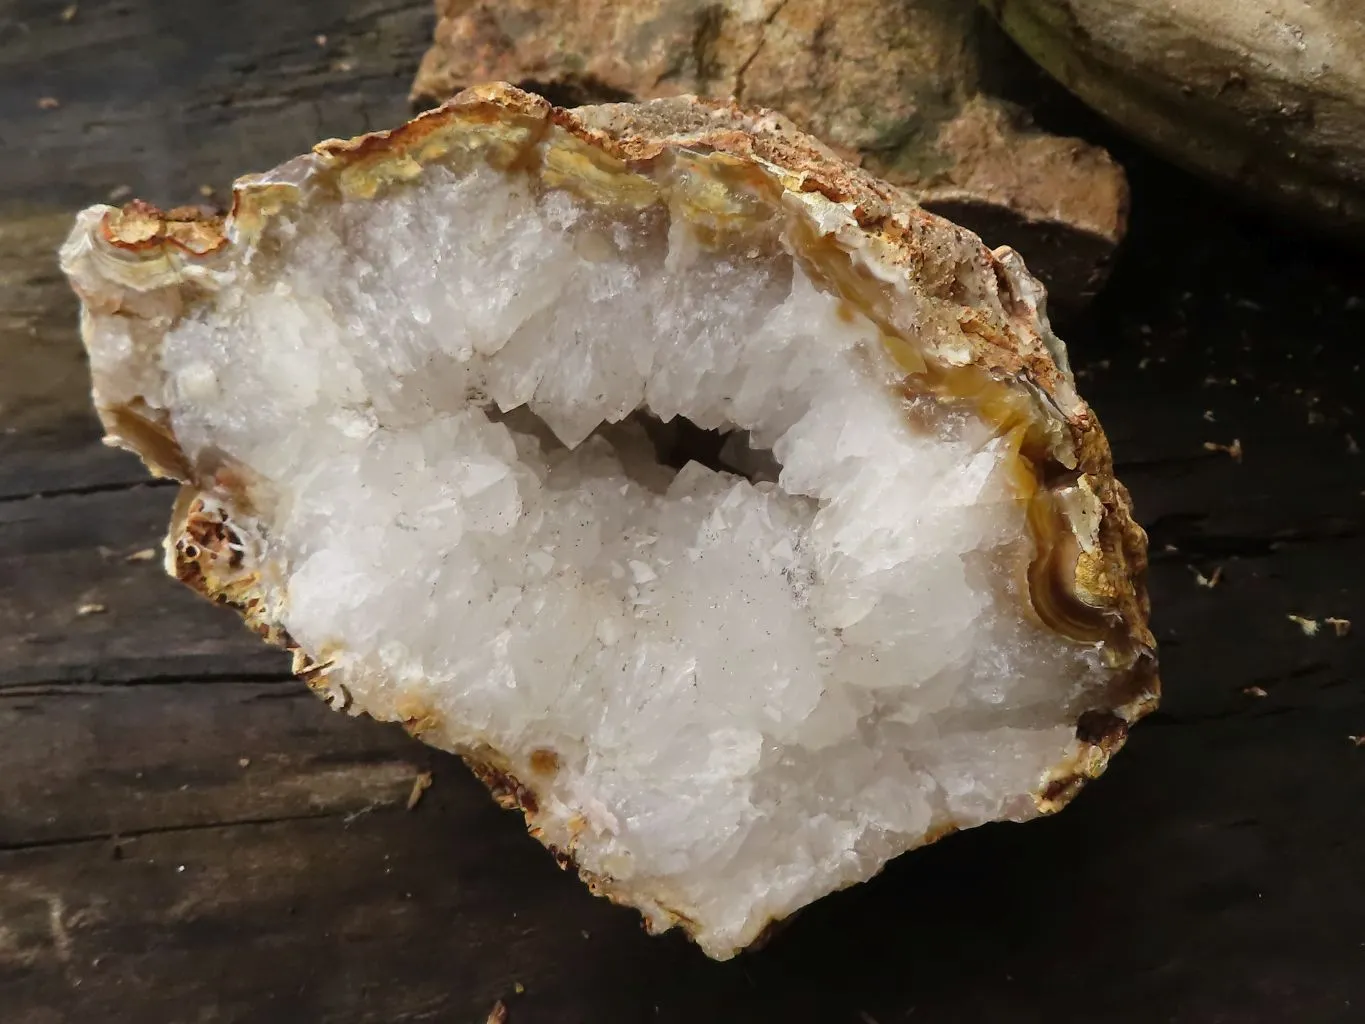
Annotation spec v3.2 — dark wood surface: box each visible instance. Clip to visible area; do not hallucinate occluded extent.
[2,2,1363,1021]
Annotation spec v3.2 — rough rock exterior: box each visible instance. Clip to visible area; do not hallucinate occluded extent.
[59,84,1157,959]
[411,0,1129,316]
[988,0,1365,234]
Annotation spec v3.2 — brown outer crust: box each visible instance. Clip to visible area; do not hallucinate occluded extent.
[70,82,1156,952]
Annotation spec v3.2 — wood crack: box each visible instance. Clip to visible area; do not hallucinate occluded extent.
[0,807,379,855]
[0,674,299,698]
[0,475,174,505]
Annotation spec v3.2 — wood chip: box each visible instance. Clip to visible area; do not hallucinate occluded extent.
[485,1000,509,1024]
[238,757,251,768]
[125,547,158,563]
[107,184,132,201]
[1326,617,1352,637]
[1192,565,1223,589]
[1203,438,1243,461]
[332,59,355,73]
[406,771,433,810]
[198,184,215,198]
[1287,614,1320,637]
[61,4,78,21]
[315,33,328,46]
[1202,409,1216,422]
[1348,433,1360,456]
[77,602,107,616]
[1243,685,1268,698]
[1348,736,1365,748]
[37,96,60,110]
[513,981,526,995]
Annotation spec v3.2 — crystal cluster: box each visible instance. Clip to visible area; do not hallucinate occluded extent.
[60,85,1157,958]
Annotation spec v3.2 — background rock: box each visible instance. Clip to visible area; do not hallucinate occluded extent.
[411,0,1130,319]
[986,0,1365,236]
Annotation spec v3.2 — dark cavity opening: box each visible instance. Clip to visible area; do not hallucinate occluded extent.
[636,412,781,483]
[489,405,782,488]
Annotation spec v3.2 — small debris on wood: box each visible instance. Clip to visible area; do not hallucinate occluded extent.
[1203,438,1243,461]
[60,4,78,21]
[198,184,215,198]
[406,771,433,810]
[107,184,132,201]
[1203,409,1216,422]
[1287,614,1320,637]
[513,981,526,995]
[1348,736,1365,748]
[37,96,60,110]
[1326,617,1352,638]
[1243,685,1268,698]
[315,33,328,47]
[343,802,378,825]
[1192,565,1223,589]
[77,602,107,616]
[332,59,355,73]
[238,757,251,768]
[1348,433,1360,455]
[1137,356,1151,370]
[486,999,509,1024]
[125,547,157,563]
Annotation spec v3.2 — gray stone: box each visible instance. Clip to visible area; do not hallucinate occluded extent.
[987,0,1365,234]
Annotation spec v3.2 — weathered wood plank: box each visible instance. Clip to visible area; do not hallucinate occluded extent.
[0,212,95,440]
[0,486,289,686]
[0,810,596,1024]
[0,436,149,503]
[0,0,433,210]
[0,681,428,847]
[0,681,1361,1024]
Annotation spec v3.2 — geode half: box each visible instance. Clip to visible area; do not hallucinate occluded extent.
[60,84,1156,959]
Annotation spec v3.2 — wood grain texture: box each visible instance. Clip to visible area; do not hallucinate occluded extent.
[1,0,1363,1021]
[0,485,290,687]
[0,681,427,847]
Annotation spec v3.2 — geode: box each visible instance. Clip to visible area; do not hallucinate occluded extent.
[60,84,1156,959]
[411,0,1130,316]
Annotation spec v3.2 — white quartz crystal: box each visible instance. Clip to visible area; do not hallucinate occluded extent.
[72,164,1112,958]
